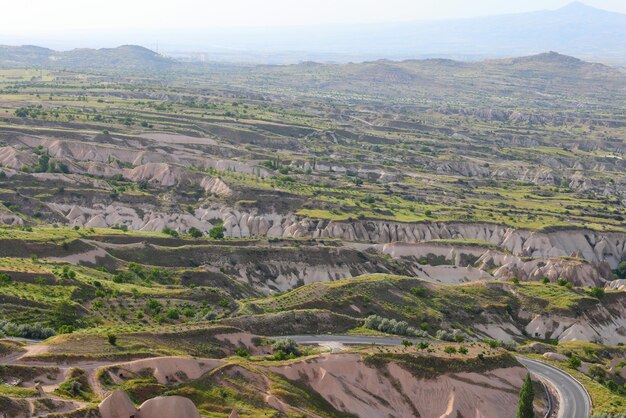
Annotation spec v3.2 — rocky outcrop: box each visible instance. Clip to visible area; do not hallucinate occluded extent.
[43,202,626,271]
[137,396,202,418]
[525,297,626,345]
[99,389,138,418]
[268,353,526,418]
[0,146,36,169]
[478,251,613,286]
[99,390,202,418]
[123,163,231,196]
[543,352,568,362]
[107,357,224,385]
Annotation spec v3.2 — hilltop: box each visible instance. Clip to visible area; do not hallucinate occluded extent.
[0,44,177,71]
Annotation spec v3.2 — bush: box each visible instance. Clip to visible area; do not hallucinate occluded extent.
[166,309,180,320]
[188,227,203,238]
[162,227,179,237]
[483,339,500,348]
[272,338,300,358]
[195,309,217,321]
[615,261,626,280]
[107,334,117,346]
[0,321,55,339]
[568,355,582,369]
[209,224,225,240]
[436,329,466,342]
[363,315,428,337]
[0,272,12,286]
[589,287,605,299]
[443,346,457,355]
[235,347,250,358]
[410,287,427,297]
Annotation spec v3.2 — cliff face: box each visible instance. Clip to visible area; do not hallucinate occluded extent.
[47,203,626,269]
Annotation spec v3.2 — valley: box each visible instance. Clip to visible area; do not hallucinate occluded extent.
[0,46,625,417]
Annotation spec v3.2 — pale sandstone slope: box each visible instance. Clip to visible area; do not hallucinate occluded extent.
[268,353,526,418]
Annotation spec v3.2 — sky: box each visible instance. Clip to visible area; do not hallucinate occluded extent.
[2,0,625,34]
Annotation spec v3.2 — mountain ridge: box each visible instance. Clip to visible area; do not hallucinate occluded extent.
[0,44,176,71]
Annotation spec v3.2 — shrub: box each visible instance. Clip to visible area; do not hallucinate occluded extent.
[209,224,225,240]
[195,310,217,321]
[443,346,457,355]
[410,287,427,297]
[363,315,428,338]
[166,309,180,320]
[615,261,626,280]
[483,339,500,348]
[589,287,605,299]
[188,227,203,238]
[107,334,117,346]
[568,355,582,369]
[235,347,250,358]
[162,227,179,238]
[0,321,55,339]
[272,338,300,358]
[436,329,466,342]
[0,272,12,286]
[145,298,162,315]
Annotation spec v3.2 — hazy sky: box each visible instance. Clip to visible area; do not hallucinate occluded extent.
[2,0,625,34]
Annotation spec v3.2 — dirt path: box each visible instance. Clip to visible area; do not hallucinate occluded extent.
[0,340,141,415]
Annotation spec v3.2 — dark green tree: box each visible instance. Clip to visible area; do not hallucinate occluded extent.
[516,373,534,418]
[615,261,626,279]
[209,224,225,240]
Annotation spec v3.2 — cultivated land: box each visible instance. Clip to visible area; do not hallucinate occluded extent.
[0,46,625,417]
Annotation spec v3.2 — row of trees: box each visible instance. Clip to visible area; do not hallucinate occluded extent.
[364,315,428,338]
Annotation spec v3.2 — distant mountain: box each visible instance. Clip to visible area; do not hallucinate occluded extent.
[0,45,177,71]
[227,52,626,107]
[161,1,626,64]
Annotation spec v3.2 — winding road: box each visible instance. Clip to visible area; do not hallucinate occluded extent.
[517,357,591,418]
[278,335,592,418]
[4,335,592,417]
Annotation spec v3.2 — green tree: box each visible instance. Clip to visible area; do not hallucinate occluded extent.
[52,301,79,329]
[516,373,534,418]
[443,346,457,355]
[209,224,225,240]
[107,334,117,346]
[188,227,203,238]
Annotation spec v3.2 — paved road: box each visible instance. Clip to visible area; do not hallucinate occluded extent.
[517,357,591,418]
[274,335,592,418]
